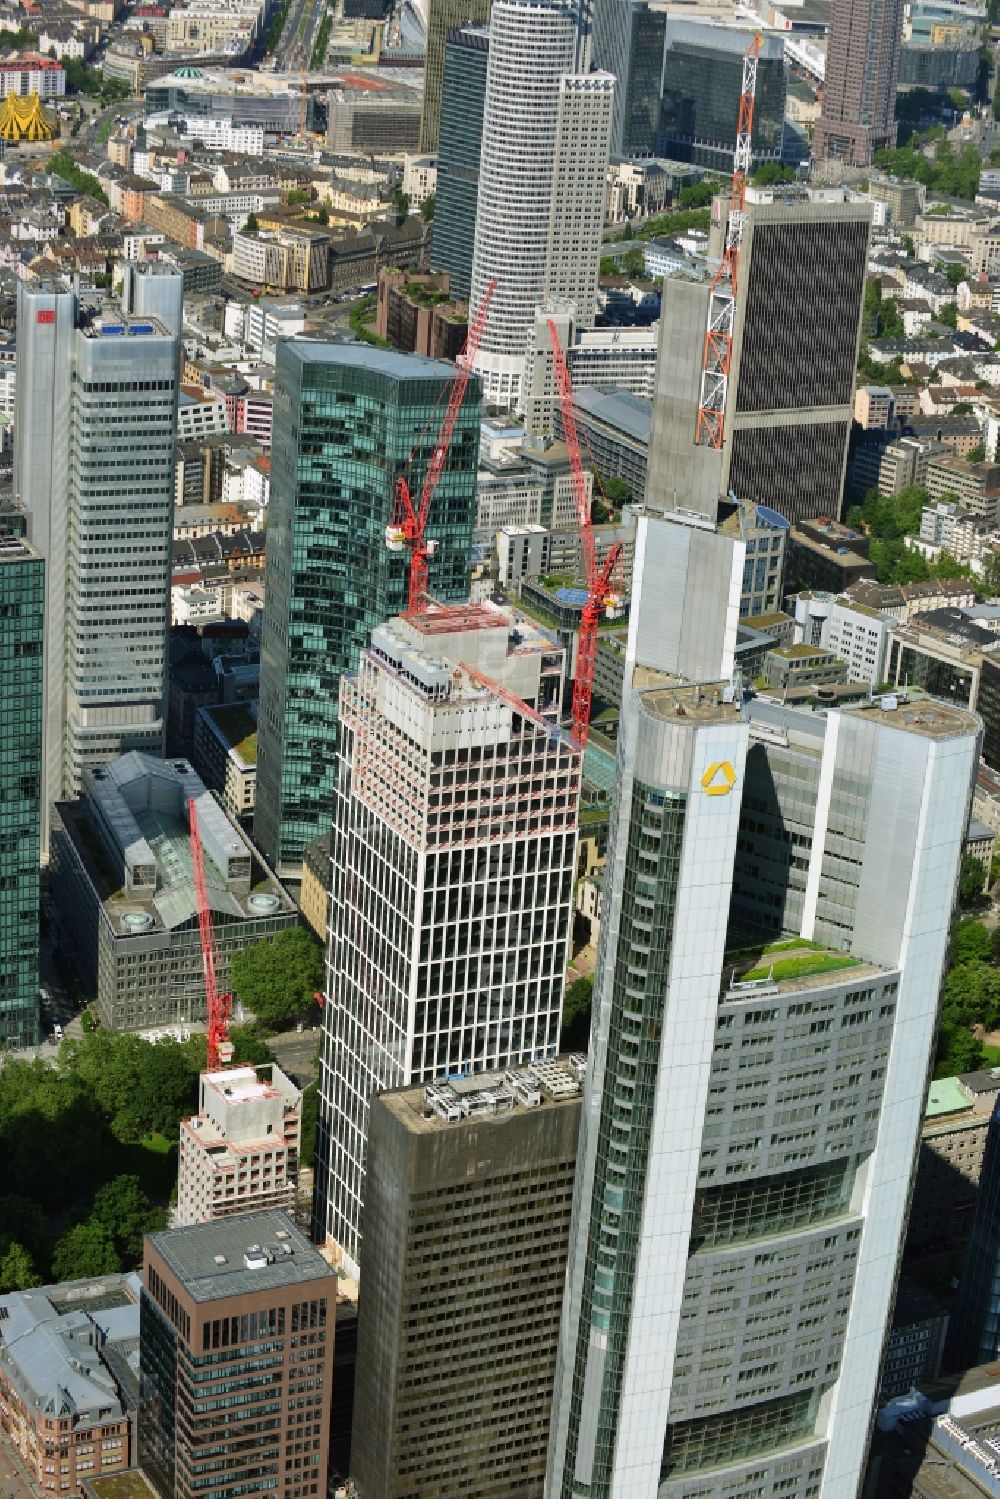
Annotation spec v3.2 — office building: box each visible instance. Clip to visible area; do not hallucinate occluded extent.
[659,24,787,172]
[254,342,479,878]
[592,0,666,158]
[139,1211,336,1499]
[0,535,43,1047]
[51,753,295,1031]
[177,1064,302,1227]
[327,78,423,153]
[469,0,613,409]
[879,1278,949,1403]
[191,701,257,821]
[430,24,489,300]
[907,1072,1000,1255]
[545,496,980,1499]
[352,1058,584,1498]
[559,387,650,503]
[645,192,870,526]
[813,0,903,165]
[314,601,580,1273]
[792,590,892,686]
[949,1096,1000,1369]
[15,278,181,851]
[719,497,789,621]
[418,0,491,152]
[0,1274,139,1493]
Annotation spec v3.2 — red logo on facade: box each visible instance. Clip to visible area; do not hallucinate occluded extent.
[36,309,55,325]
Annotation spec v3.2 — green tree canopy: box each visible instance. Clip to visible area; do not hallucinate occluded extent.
[0,1242,41,1294]
[230,926,325,1032]
[952,918,993,964]
[90,1175,165,1265]
[960,853,988,907]
[420,191,435,222]
[51,1222,121,1282]
[562,975,593,1051]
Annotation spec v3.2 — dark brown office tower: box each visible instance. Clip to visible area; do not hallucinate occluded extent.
[351,1060,584,1499]
[139,1211,336,1499]
[813,0,904,166]
[646,191,871,525]
[417,0,491,152]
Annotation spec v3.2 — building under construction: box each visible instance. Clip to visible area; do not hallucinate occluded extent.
[313,600,581,1272]
[177,1063,302,1226]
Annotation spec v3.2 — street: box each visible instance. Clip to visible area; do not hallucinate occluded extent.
[275,0,325,72]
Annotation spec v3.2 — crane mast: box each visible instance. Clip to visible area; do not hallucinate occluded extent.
[188,797,233,1072]
[694,33,762,448]
[546,318,623,750]
[386,279,498,614]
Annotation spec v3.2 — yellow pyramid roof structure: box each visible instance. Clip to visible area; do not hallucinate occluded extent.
[0,92,55,143]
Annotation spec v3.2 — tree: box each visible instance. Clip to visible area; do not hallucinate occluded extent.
[935,1018,986,1077]
[960,853,988,906]
[300,1080,318,1166]
[229,1025,276,1067]
[51,1222,121,1281]
[969,443,987,463]
[562,975,593,1051]
[945,262,967,288]
[676,179,716,208]
[90,1175,165,1265]
[0,1242,41,1293]
[392,188,410,220]
[316,205,329,225]
[230,926,325,1032]
[600,475,631,511]
[286,187,310,206]
[419,191,435,223]
[243,212,259,233]
[938,301,959,328]
[752,162,795,186]
[952,917,993,964]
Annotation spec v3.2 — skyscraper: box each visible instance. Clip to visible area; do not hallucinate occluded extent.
[430,24,490,300]
[253,342,480,878]
[813,0,903,166]
[659,23,787,171]
[15,278,181,849]
[544,498,979,1498]
[645,191,871,525]
[591,0,665,158]
[313,601,580,1272]
[418,0,491,153]
[351,1058,584,1498]
[469,0,613,409]
[0,535,43,1048]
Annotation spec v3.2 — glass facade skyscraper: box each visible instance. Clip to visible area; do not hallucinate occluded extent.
[659,22,786,171]
[545,508,980,1499]
[430,25,489,301]
[15,276,181,852]
[591,0,665,157]
[0,536,43,1048]
[254,342,479,878]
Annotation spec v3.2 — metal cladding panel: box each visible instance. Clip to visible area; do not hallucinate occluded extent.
[629,516,743,684]
[843,716,928,968]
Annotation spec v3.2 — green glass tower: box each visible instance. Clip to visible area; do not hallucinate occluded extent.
[0,536,43,1047]
[430,24,489,301]
[254,342,480,878]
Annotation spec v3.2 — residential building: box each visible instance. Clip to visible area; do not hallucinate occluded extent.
[786,517,877,592]
[559,386,650,503]
[352,1058,584,1498]
[644,193,871,526]
[545,493,980,1499]
[231,230,329,294]
[813,0,903,164]
[0,535,43,1047]
[192,701,257,821]
[139,1211,336,1499]
[314,601,579,1273]
[846,576,977,624]
[907,1072,1000,1255]
[792,591,893,686]
[418,0,491,153]
[298,830,331,943]
[880,1279,949,1403]
[15,279,181,852]
[659,24,787,171]
[0,1274,138,1496]
[469,0,613,409]
[762,641,848,691]
[375,269,467,361]
[430,24,489,300]
[254,341,479,878]
[924,455,1000,519]
[51,753,295,1032]
[0,53,65,98]
[854,385,895,429]
[176,1064,302,1226]
[592,0,666,158]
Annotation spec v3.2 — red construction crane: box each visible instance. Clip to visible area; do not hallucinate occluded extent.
[386,278,498,613]
[188,797,233,1072]
[546,318,623,750]
[694,32,762,448]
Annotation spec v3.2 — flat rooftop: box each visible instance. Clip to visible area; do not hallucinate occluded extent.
[635,675,744,728]
[0,534,39,564]
[844,695,981,742]
[147,1211,335,1303]
[384,1057,586,1135]
[925,1076,975,1120]
[84,1474,159,1499]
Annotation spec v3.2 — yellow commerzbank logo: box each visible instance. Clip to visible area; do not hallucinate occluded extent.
[701,761,737,797]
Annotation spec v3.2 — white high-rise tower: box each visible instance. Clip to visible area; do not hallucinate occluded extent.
[469,0,613,410]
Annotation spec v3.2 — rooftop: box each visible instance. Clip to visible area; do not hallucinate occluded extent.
[199,702,257,765]
[0,534,39,564]
[283,339,463,384]
[925,1075,976,1119]
[722,937,863,995]
[636,676,744,727]
[83,1473,159,1499]
[147,1211,335,1303]
[385,1056,587,1135]
[845,694,982,741]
